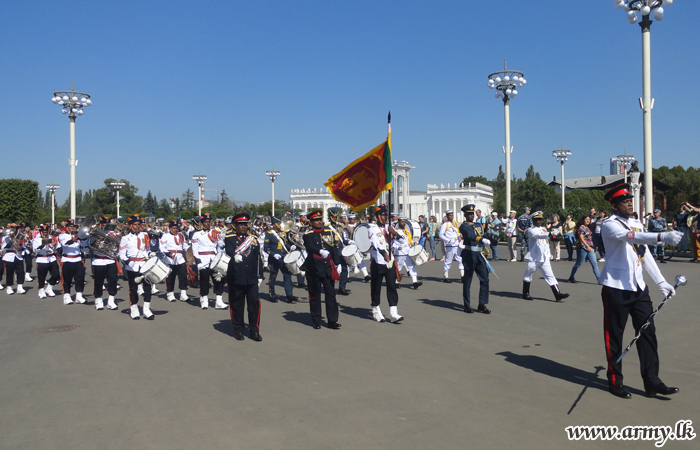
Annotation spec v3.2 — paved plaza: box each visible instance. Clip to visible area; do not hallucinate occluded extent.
[0,252,697,450]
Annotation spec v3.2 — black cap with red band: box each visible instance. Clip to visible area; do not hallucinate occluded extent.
[308,209,323,220]
[604,183,634,204]
[232,213,250,223]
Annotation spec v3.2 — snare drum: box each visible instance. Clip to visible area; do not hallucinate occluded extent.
[352,223,372,254]
[209,252,230,277]
[341,244,362,266]
[406,219,422,243]
[283,250,306,275]
[408,244,429,266]
[141,257,171,284]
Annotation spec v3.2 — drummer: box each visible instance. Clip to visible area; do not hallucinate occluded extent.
[347,213,371,282]
[394,216,423,289]
[264,216,297,303]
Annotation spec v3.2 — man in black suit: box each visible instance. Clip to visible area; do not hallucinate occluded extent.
[302,209,342,330]
[224,213,264,342]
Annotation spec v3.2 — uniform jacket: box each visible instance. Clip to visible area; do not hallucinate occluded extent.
[459,222,485,251]
[89,229,118,266]
[224,231,263,285]
[1,236,24,263]
[33,235,59,264]
[58,232,84,263]
[159,231,190,265]
[264,230,289,257]
[525,227,551,262]
[302,227,340,277]
[439,221,461,247]
[393,226,413,256]
[191,229,222,270]
[599,214,665,291]
[119,232,153,272]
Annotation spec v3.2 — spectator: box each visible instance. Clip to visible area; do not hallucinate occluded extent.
[418,215,428,247]
[592,210,607,262]
[672,204,690,251]
[547,214,562,261]
[505,210,517,262]
[563,214,576,261]
[684,202,700,262]
[427,216,438,261]
[568,216,600,283]
[646,209,667,263]
[516,207,533,261]
[486,211,502,261]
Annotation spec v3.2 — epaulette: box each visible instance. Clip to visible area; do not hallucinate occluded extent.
[225,229,236,238]
[304,229,315,235]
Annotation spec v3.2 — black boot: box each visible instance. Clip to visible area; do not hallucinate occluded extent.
[550,285,569,302]
[522,281,533,300]
[269,290,278,303]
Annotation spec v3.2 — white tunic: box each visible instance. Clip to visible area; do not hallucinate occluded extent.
[439,221,461,247]
[58,232,83,263]
[525,227,551,262]
[33,236,59,264]
[191,229,222,270]
[159,232,190,265]
[119,233,152,272]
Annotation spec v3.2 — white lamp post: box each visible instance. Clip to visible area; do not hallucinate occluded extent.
[110,181,126,219]
[616,153,636,184]
[46,184,60,225]
[51,84,92,219]
[487,61,527,215]
[193,174,207,216]
[552,146,572,209]
[266,169,280,216]
[613,0,674,215]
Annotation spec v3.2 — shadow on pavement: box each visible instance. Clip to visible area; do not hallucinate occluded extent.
[417,298,462,311]
[338,304,373,321]
[281,311,314,327]
[212,319,235,337]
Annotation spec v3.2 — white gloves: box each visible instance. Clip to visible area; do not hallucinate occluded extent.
[290,245,297,251]
[658,281,676,298]
[659,231,683,246]
[336,265,342,275]
[274,254,282,260]
[481,238,491,247]
[213,272,223,282]
[319,249,330,258]
[234,254,243,263]
[258,278,263,287]
[348,240,355,245]
[134,276,144,284]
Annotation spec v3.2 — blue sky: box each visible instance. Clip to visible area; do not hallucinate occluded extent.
[2,0,698,206]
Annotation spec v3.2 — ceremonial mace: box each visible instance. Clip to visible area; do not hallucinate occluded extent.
[617,275,687,363]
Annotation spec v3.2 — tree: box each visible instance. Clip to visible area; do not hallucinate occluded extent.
[461,175,490,187]
[0,179,40,224]
[181,189,195,210]
[157,198,172,218]
[143,190,158,214]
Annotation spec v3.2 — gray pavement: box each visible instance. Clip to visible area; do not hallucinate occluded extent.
[0,252,698,450]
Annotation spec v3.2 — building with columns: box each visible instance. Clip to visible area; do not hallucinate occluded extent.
[289,160,494,220]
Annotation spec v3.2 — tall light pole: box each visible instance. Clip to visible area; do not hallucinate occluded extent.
[266,169,280,216]
[193,174,207,216]
[552,146,572,209]
[617,153,636,184]
[51,84,92,219]
[46,184,60,225]
[110,181,126,219]
[613,0,674,214]
[487,61,527,215]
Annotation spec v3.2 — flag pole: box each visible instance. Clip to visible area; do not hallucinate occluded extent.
[387,111,392,248]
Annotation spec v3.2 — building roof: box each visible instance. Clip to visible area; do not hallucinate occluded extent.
[549,174,625,190]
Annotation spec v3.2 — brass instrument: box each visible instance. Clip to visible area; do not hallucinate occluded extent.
[79,221,121,259]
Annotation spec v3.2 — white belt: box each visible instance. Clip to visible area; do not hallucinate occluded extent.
[467,246,481,252]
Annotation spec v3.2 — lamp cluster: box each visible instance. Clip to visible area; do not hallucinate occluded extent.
[51,91,92,116]
[613,0,673,24]
[487,71,527,100]
[552,149,571,163]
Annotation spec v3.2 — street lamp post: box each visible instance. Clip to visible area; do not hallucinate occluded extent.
[51,84,92,219]
[487,61,527,215]
[110,181,126,219]
[193,174,207,216]
[266,170,280,216]
[613,0,674,215]
[616,153,636,184]
[46,184,60,225]
[552,146,572,209]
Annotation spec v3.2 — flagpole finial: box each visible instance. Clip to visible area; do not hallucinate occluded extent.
[388,111,391,124]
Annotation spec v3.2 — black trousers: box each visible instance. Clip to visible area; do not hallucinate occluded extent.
[228,282,260,334]
[369,260,398,307]
[199,268,224,296]
[93,263,118,297]
[601,284,660,388]
[127,270,151,305]
[462,251,489,308]
[268,256,293,297]
[24,254,33,274]
[4,259,25,286]
[62,261,85,293]
[166,263,188,292]
[306,272,338,325]
[338,259,348,291]
[37,261,60,289]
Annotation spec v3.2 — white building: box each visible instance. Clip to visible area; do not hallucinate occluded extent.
[289,160,494,220]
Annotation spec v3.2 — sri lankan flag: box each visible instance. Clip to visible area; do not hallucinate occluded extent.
[325,128,392,212]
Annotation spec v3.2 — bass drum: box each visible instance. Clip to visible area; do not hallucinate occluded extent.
[141,257,171,284]
[352,223,372,254]
[405,219,422,243]
[283,250,306,275]
[209,252,230,277]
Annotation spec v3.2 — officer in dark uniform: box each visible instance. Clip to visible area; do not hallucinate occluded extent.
[224,213,264,342]
[327,207,351,296]
[302,209,342,330]
[459,204,491,314]
[264,216,296,303]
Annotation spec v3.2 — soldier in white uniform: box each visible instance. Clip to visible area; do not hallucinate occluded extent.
[438,210,464,283]
[91,216,119,310]
[346,213,371,282]
[598,183,683,399]
[33,223,61,298]
[58,219,87,305]
[19,222,34,282]
[138,221,159,296]
[191,213,227,310]
[2,224,27,295]
[521,212,569,302]
[160,220,191,302]
[119,215,156,320]
[393,217,423,289]
[368,205,404,323]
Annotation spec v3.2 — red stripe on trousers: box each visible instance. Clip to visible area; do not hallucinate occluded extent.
[601,286,616,386]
